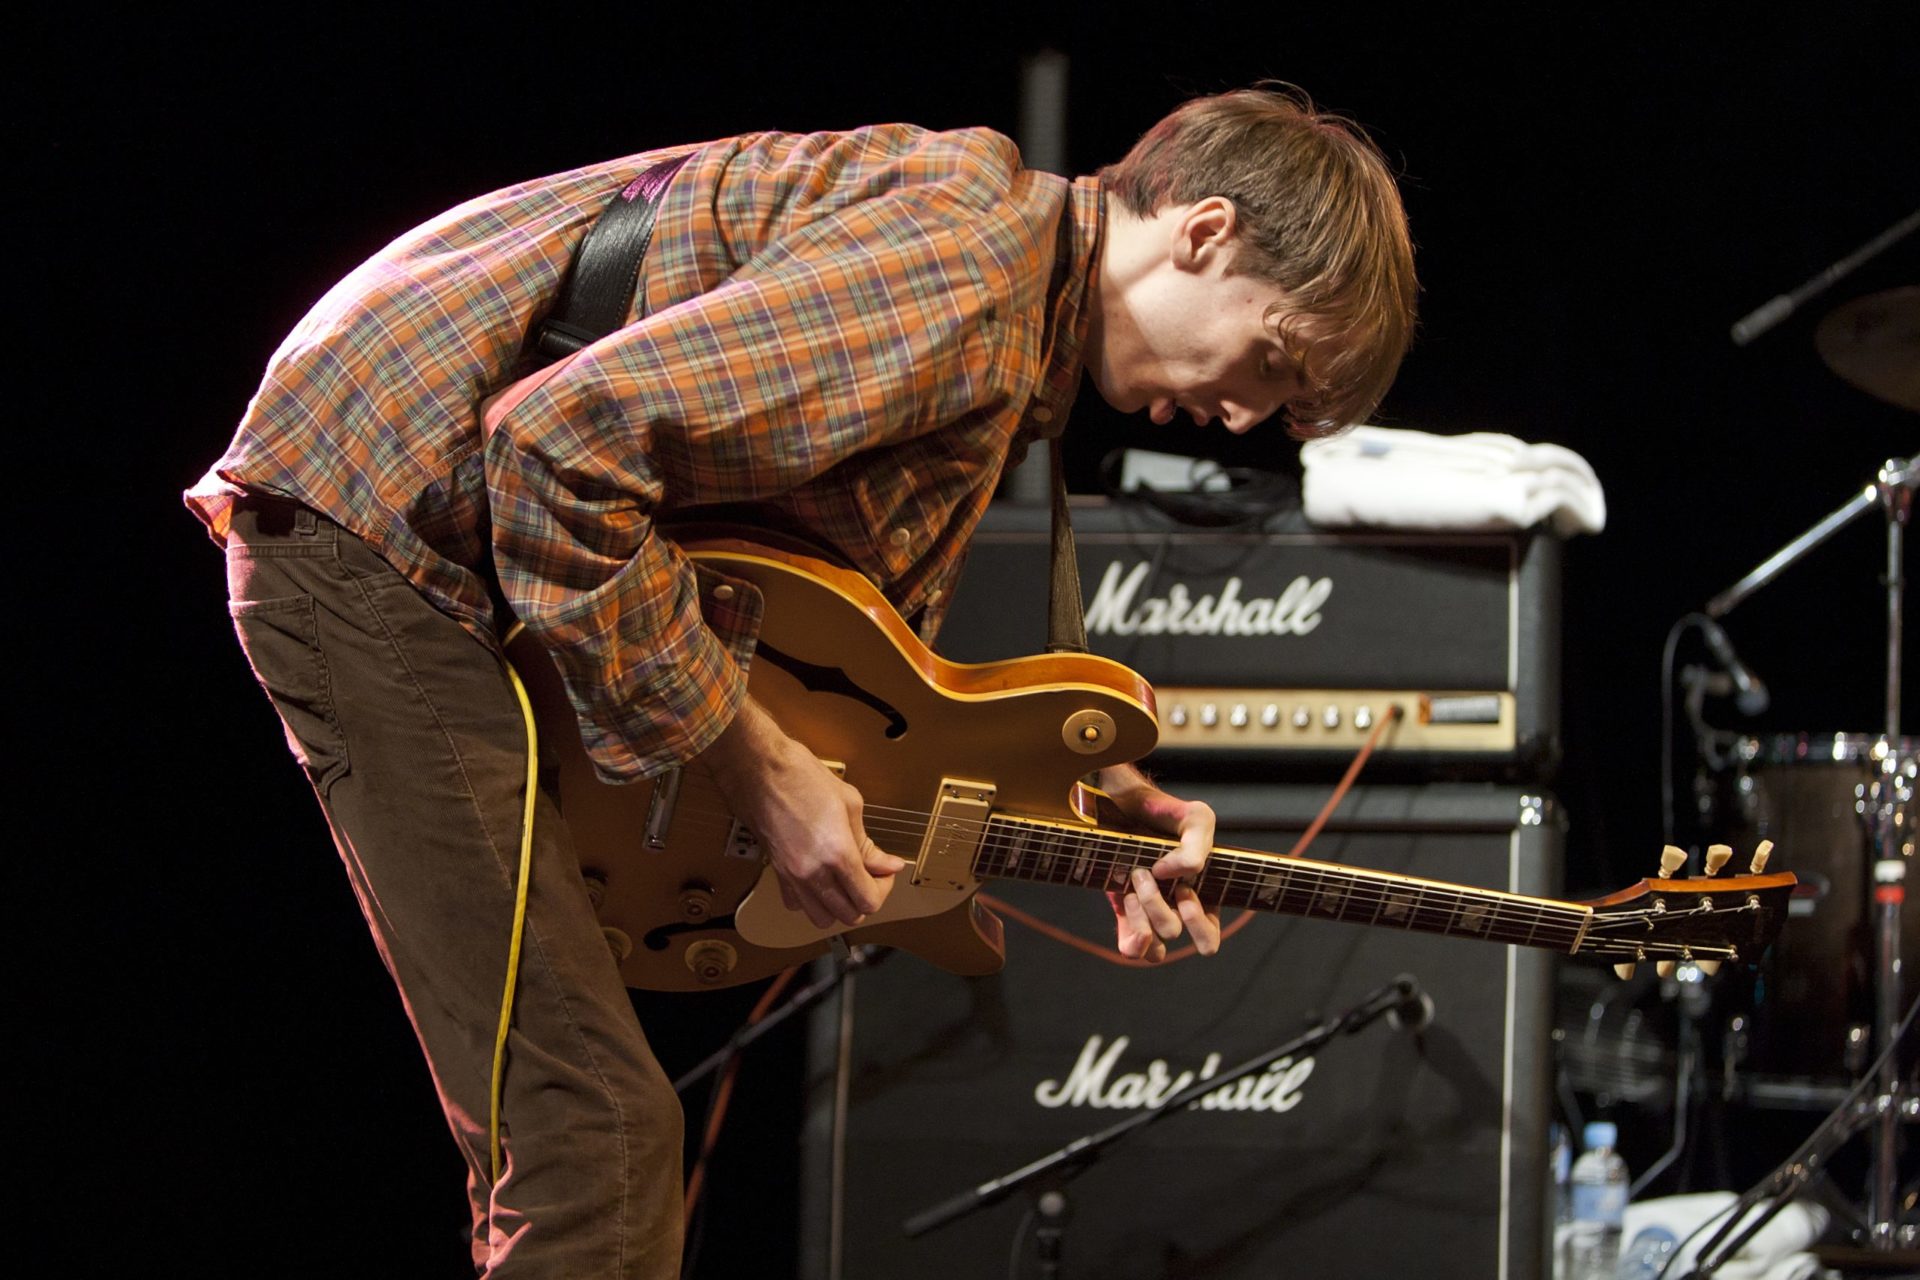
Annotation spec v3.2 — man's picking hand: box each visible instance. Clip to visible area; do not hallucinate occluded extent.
[695,697,904,928]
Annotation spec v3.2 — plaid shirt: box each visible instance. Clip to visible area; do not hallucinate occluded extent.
[189,125,1103,780]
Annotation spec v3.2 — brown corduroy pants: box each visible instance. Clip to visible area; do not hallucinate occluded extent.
[223,495,684,1278]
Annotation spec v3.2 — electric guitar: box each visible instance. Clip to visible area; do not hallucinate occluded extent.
[506,537,1795,993]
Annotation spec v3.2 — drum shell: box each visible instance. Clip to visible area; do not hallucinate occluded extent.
[1723,734,1914,1095]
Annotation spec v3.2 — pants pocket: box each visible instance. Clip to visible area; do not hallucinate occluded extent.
[230,594,351,797]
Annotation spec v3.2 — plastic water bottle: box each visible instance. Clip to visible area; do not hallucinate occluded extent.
[1550,1124,1573,1277]
[1619,1224,1679,1279]
[1566,1121,1628,1280]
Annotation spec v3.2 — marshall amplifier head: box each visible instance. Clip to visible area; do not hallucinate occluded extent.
[936,499,1563,777]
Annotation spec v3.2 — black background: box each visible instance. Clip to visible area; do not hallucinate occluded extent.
[34,4,1914,1275]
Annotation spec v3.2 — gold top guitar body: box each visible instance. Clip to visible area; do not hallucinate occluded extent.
[508,538,1796,992]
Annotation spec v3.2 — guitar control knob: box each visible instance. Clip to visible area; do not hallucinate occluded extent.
[1062,709,1118,754]
[603,927,635,963]
[678,884,716,923]
[685,940,739,985]
[581,870,609,912]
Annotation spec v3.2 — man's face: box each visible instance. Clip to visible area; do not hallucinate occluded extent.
[1087,202,1306,435]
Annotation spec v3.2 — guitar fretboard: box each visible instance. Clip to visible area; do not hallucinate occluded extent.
[972,814,1592,954]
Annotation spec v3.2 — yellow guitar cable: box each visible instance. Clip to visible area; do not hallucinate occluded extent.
[490,623,539,1187]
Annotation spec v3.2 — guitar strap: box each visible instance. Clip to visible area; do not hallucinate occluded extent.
[499,148,1092,660]
[1045,435,1089,654]
[521,151,692,371]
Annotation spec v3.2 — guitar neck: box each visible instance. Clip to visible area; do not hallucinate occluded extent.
[975,814,1591,955]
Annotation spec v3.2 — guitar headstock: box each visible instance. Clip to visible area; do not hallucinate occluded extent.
[1578,841,1795,975]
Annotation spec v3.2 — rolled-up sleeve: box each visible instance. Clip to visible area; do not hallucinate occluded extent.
[486,173,1004,781]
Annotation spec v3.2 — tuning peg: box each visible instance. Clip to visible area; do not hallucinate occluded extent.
[1659,845,1688,878]
[1704,844,1732,876]
[1749,840,1774,874]
[1613,962,1637,979]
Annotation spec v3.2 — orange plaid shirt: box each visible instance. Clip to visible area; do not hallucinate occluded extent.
[189,125,1103,780]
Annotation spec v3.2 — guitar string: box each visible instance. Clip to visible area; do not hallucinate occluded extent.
[964,829,1758,956]
[664,788,1771,911]
[910,811,1758,952]
[966,820,1587,944]
[582,787,1757,956]
[611,786,1579,939]
[588,792,1755,954]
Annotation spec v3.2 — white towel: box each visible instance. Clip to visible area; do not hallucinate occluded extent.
[1620,1191,1834,1280]
[1300,425,1607,535]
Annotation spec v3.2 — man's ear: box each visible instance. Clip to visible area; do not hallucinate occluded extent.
[1172,196,1238,273]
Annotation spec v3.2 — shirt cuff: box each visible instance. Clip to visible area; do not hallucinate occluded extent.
[567,560,766,781]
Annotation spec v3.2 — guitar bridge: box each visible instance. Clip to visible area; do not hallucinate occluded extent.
[915,778,996,890]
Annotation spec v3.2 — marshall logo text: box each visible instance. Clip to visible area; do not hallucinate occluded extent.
[1082,561,1332,638]
[1033,1034,1315,1114]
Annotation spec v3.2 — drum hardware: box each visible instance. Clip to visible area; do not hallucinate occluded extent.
[1693,448,1915,1250]
[1675,998,1918,1278]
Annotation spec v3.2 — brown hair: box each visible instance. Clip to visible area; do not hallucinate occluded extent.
[1101,84,1418,437]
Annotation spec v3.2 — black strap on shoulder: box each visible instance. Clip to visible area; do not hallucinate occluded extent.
[531,152,693,363]
[1045,435,1089,654]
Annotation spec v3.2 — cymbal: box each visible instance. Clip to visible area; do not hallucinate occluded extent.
[1814,285,1920,412]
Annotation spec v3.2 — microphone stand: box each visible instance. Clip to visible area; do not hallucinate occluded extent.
[1702,456,1915,1249]
[1728,209,1919,346]
[674,943,891,1093]
[900,975,1425,1276]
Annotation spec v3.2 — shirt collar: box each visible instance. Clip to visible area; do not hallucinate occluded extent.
[1024,176,1105,444]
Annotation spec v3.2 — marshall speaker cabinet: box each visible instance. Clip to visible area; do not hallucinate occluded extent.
[800,785,1561,1280]
[933,499,1563,779]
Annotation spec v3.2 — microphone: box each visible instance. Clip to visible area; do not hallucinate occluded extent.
[1698,619,1770,716]
[1730,294,1795,347]
[1386,975,1434,1033]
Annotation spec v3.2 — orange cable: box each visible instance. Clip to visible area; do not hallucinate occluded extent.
[979,703,1406,967]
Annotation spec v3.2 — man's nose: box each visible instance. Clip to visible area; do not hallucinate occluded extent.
[1221,399,1279,434]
